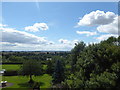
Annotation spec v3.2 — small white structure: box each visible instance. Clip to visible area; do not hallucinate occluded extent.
[0,69,6,75]
[0,69,7,87]
[46,58,52,61]
[1,81,7,87]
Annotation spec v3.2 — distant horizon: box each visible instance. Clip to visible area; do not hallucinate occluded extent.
[0,50,71,52]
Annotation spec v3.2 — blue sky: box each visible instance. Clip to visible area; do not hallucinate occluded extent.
[1,2,119,51]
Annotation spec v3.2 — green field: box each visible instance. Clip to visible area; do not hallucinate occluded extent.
[2,74,52,88]
[1,64,21,71]
[1,64,47,71]
[1,64,52,89]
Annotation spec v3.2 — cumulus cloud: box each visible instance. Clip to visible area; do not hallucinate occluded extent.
[25,23,49,32]
[59,39,70,44]
[1,27,77,51]
[1,43,74,51]
[24,26,39,32]
[96,34,119,41]
[0,42,17,47]
[78,10,117,26]
[1,27,49,44]
[76,31,97,36]
[58,39,81,46]
[97,16,119,34]
[0,24,7,27]
[77,10,119,40]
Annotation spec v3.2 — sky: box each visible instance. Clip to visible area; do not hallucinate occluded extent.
[0,2,119,51]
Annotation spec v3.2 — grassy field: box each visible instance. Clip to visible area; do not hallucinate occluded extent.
[2,74,52,88]
[1,64,47,71]
[1,64,51,89]
[1,64,21,71]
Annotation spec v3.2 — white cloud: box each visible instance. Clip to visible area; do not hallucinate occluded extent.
[58,39,81,45]
[59,39,70,44]
[78,10,117,26]
[0,24,7,27]
[0,27,78,51]
[1,43,74,51]
[0,42,17,47]
[96,34,119,41]
[76,31,97,36]
[77,10,119,40]
[1,27,49,44]
[34,23,49,30]
[24,26,39,32]
[25,23,49,32]
[97,16,119,34]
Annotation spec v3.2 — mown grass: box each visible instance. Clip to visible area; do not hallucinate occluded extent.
[2,74,52,88]
[1,64,52,89]
[1,64,47,71]
[1,64,21,71]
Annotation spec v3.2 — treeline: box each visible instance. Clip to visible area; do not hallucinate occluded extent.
[60,36,120,89]
[1,51,70,63]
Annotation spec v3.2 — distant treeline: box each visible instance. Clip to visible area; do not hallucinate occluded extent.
[1,51,70,63]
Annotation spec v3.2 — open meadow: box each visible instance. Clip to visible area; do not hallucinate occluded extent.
[2,74,52,88]
[1,64,52,89]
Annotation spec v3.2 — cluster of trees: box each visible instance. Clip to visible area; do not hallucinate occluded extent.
[1,51,70,63]
[62,36,120,89]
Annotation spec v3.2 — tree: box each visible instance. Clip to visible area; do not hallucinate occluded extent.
[46,60,54,75]
[19,60,42,83]
[71,41,85,72]
[52,60,65,84]
[64,36,120,89]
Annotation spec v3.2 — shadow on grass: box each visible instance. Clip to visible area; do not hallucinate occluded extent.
[18,82,31,88]
[18,81,45,88]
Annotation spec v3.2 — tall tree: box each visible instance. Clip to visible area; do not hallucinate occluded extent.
[46,60,54,75]
[68,36,120,88]
[71,41,85,72]
[52,60,65,84]
[19,60,42,83]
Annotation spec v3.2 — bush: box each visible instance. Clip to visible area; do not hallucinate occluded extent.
[4,70,18,76]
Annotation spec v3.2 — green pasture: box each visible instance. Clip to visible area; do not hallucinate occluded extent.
[1,64,21,71]
[2,74,52,88]
[1,64,47,71]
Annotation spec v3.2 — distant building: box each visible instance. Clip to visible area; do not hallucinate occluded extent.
[46,58,52,61]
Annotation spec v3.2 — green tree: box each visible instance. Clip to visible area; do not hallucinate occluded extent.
[65,36,120,89]
[46,60,54,75]
[19,60,42,83]
[52,60,65,84]
[71,41,85,72]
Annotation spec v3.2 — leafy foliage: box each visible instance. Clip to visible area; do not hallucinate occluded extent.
[52,60,65,84]
[63,36,120,89]
[19,60,42,83]
[71,41,86,72]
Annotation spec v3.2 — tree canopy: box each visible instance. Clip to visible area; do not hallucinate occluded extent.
[19,60,42,83]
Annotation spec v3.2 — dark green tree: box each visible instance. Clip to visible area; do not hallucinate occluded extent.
[46,60,54,75]
[19,60,42,83]
[71,41,85,72]
[65,36,120,89]
[52,60,65,84]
